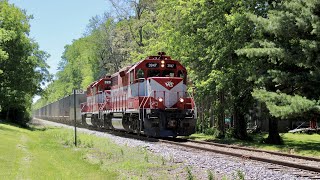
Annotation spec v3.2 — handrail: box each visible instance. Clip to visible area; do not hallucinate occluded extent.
[188,91,197,119]
[139,90,153,133]
[80,103,87,113]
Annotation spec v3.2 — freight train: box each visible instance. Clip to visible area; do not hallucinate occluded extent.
[34,52,197,137]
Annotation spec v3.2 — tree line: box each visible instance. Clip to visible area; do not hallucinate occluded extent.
[33,0,320,144]
[0,0,50,125]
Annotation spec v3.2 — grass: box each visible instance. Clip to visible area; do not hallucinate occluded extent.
[0,123,173,179]
[188,132,320,158]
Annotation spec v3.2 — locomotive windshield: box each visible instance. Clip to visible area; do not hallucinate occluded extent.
[162,70,174,77]
[148,69,160,77]
[147,69,175,77]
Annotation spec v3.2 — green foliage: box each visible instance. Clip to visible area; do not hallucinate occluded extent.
[33,0,320,145]
[203,127,218,136]
[207,170,215,180]
[185,166,194,180]
[235,170,245,180]
[0,1,50,124]
[252,89,317,118]
[238,0,320,119]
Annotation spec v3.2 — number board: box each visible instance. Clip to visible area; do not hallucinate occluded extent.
[146,62,159,68]
[75,89,84,94]
[166,63,176,69]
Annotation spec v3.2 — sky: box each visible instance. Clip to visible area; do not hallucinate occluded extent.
[10,0,113,75]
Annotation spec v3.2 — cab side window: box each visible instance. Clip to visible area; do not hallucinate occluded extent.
[178,70,184,78]
[178,70,187,84]
[136,69,145,79]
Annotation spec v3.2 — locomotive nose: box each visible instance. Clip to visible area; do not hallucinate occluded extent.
[147,77,185,108]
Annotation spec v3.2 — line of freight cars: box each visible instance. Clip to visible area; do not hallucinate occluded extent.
[33,94,86,126]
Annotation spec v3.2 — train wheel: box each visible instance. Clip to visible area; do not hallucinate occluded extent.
[122,114,130,132]
[81,114,87,127]
[103,114,111,129]
[91,115,97,128]
[104,114,113,129]
[95,114,101,128]
[128,114,139,133]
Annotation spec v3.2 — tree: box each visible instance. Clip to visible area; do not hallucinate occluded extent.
[237,0,320,144]
[0,1,50,124]
[109,0,156,48]
[150,0,269,139]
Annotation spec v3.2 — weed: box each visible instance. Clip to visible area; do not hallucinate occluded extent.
[222,175,228,180]
[144,153,149,162]
[84,140,93,148]
[186,166,193,180]
[236,170,245,180]
[105,152,112,159]
[204,127,217,135]
[77,138,82,146]
[120,149,124,156]
[63,139,72,146]
[207,170,215,180]
[226,128,235,138]
[169,155,174,162]
[161,156,165,165]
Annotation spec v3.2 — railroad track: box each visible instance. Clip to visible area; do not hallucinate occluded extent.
[87,125,320,178]
[32,118,320,179]
[158,138,320,179]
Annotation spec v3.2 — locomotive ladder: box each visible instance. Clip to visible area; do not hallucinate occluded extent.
[98,91,111,119]
[139,90,153,134]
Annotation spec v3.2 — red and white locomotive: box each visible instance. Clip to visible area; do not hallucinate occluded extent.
[80,52,197,137]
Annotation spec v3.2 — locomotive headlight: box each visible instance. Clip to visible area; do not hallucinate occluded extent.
[161,64,165,68]
[179,98,184,103]
[161,60,165,64]
[158,97,163,102]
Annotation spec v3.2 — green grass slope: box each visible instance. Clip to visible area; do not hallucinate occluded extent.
[0,123,171,179]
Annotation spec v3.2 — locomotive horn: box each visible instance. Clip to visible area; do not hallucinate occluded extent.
[158,52,166,59]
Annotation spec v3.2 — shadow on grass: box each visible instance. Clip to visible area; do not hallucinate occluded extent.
[0,124,21,132]
[0,120,56,132]
[279,137,320,155]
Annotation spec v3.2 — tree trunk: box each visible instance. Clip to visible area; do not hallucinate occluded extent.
[6,109,10,121]
[216,91,225,138]
[233,105,248,140]
[265,116,283,145]
[210,106,214,127]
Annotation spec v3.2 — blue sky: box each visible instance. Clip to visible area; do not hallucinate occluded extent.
[10,0,112,75]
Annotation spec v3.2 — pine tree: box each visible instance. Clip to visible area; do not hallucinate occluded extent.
[237,0,320,144]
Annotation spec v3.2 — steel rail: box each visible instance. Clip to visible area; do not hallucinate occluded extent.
[187,139,320,162]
